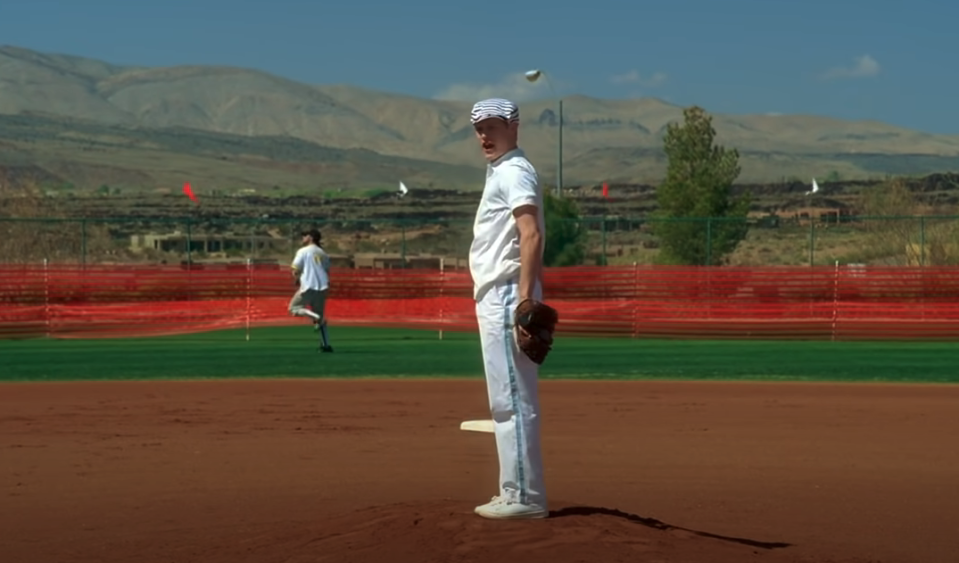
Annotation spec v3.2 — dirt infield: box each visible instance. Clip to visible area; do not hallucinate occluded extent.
[2,379,957,563]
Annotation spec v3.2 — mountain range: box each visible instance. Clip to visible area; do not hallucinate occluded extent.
[2,44,959,193]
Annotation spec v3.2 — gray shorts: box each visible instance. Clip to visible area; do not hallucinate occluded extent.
[288,288,328,319]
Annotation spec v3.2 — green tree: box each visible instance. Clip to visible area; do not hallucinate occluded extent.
[653,106,750,265]
[543,189,588,266]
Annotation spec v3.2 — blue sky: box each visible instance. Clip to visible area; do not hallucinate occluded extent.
[3,0,957,134]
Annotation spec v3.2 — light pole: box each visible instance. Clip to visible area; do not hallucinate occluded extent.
[524,69,563,196]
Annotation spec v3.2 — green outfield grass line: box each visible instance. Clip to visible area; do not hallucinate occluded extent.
[1,326,957,384]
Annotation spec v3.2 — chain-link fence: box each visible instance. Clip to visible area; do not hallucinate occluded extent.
[1,214,958,267]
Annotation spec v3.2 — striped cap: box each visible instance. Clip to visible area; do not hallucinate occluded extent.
[470,98,519,125]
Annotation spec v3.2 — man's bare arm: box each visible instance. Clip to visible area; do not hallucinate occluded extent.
[514,204,543,302]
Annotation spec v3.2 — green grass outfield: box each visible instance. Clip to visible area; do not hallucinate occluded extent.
[1,326,957,383]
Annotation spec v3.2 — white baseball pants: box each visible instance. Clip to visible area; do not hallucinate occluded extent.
[475,277,546,507]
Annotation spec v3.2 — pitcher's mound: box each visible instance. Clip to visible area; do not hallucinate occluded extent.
[219,500,820,563]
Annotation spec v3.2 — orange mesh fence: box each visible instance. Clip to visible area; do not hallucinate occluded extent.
[3,264,959,340]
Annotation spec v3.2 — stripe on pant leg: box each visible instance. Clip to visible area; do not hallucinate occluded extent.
[502,280,528,504]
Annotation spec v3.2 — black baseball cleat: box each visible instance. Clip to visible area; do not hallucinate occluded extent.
[319,345,334,353]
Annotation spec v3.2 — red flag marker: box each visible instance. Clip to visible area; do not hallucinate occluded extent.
[602,182,609,198]
[183,182,198,204]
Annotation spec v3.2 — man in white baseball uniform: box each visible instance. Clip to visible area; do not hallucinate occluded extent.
[289,228,333,353]
[468,98,548,520]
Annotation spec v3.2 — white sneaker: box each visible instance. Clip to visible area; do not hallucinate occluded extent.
[474,494,548,520]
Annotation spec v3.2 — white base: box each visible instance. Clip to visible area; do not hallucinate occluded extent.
[459,419,495,433]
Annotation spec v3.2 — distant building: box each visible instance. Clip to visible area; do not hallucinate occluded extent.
[772,199,856,225]
[351,253,468,270]
[129,231,290,254]
[128,232,467,269]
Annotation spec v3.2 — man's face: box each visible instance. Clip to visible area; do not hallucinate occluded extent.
[473,118,517,162]
[302,234,311,245]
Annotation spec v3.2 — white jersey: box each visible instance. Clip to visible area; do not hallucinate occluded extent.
[292,244,330,292]
[468,148,545,301]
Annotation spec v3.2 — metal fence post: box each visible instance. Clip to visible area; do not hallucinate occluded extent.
[186,218,193,264]
[705,218,712,266]
[246,257,252,342]
[600,216,607,266]
[831,260,840,340]
[81,219,87,266]
[920,216,926,266]
[438,257,445,340]
[43,257,51,338]
[401,222,407,267]
[809,219,815,266]
[249,220,256,261]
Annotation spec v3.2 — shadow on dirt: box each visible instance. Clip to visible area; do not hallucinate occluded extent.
[549,506,792,550]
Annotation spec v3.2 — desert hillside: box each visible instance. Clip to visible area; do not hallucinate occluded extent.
[2,44,959,189]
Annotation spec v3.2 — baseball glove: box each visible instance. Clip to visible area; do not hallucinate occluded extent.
[513,299,559,365]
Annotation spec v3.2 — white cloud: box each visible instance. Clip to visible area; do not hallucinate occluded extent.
[610,70,667,87]
[821,55,880,79]
[433,72,551,102]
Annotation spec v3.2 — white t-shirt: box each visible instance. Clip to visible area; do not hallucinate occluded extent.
[468,148,545,301]
[292,244,331,292]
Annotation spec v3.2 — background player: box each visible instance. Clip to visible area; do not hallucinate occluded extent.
[467,98,548,519]
[289,228,333,352]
